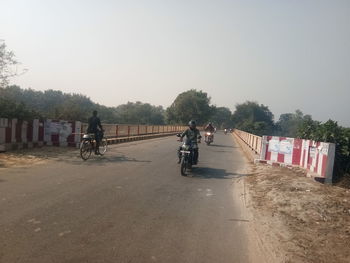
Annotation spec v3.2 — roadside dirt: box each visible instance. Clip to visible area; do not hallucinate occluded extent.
[0,147,76,169]
[246,163,350,263]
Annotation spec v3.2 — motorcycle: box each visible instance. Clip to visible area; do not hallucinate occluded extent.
[224,129,228,135]
[176,134,199,176]
[204,132,214,145]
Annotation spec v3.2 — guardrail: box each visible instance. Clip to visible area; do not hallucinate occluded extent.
[233,129,262,155]
[0,118,187,152]
[233,129,336,183]
[81,124,186,138]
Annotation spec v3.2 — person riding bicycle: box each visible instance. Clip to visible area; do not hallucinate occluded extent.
[178,120,202,165]
[87,110,103,155]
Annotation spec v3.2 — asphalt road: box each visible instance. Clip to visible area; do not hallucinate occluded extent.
[0,132,259,263]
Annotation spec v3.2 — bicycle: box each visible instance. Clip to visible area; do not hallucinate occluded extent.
[80,132,108,161]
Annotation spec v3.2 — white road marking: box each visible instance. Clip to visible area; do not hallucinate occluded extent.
[59,230,72,237]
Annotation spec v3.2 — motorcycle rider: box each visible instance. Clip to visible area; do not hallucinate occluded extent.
[204,122,215,133]
[178,120,202,164]
[87,110,103,155]
[204,122,215,141]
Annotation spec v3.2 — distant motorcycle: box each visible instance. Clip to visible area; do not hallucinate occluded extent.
[224,129,228,135]
[176,134,199,176]
[204,132,214,145]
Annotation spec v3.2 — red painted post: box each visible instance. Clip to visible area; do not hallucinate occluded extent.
[116,125,119,137]
[128,126,130,137]
[137,125,140,136]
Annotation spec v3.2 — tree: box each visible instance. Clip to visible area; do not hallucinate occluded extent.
[166,89,212,125]
[276,110,312,137]
[0,96,40,120]
[0,40,26,88]
[115,101,165,125]
[296,115,320,139]
[231,101,274,136]
[211,106,233,129]
[297,118,350,177]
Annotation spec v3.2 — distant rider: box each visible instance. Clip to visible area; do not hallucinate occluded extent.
[178,120,202,164]
[204,122,215,133]
[204,122,215,140]
[87,110,103,155]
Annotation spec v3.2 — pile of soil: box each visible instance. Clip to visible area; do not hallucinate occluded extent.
[246,164,350,263]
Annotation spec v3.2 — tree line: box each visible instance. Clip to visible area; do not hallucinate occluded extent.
[0,86,166,124]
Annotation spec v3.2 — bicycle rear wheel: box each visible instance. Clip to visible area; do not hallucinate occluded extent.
[80,140,92,160]
[99,137,108,155]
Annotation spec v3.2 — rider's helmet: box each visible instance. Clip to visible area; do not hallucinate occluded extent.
[208,122,212,126]
[188,120,196,129]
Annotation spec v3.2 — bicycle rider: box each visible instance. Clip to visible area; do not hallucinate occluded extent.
[87,110,103,155]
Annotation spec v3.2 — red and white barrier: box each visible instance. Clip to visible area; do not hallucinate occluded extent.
[0,118,81,151]
[233,129,336,183]
[44,120,81,147]
[0,118,186,152]
[259,136,335,182]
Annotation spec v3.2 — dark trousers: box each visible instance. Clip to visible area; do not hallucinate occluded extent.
[94,131,102,152]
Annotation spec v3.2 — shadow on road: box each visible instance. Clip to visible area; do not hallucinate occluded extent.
[62,154,152,166]
[211,150,234,153]
[189,167,252,179]
[205,144,239,148]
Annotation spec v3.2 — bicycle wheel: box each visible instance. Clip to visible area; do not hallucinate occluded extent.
[80,140,92,160]
[99,137,108,155]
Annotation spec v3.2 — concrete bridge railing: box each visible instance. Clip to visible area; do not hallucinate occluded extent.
[0,118,186,152]
[233,129,336,183]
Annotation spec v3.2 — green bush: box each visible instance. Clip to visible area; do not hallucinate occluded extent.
[297,119,350,179]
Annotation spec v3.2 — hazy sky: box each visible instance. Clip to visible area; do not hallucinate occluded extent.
[1,0,349,126]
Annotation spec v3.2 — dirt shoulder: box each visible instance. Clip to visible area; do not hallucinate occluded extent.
[0,146,77,169]
[245,163,350,263]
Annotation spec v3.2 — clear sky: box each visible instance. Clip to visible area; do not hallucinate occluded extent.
[1,0,349,126]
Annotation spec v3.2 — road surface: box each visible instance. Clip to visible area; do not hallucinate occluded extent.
[0,132,264,263]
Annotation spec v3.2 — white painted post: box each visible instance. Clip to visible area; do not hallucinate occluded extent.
[260,136,268,160]
[325,143,336,184]
[74,121,82,147]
